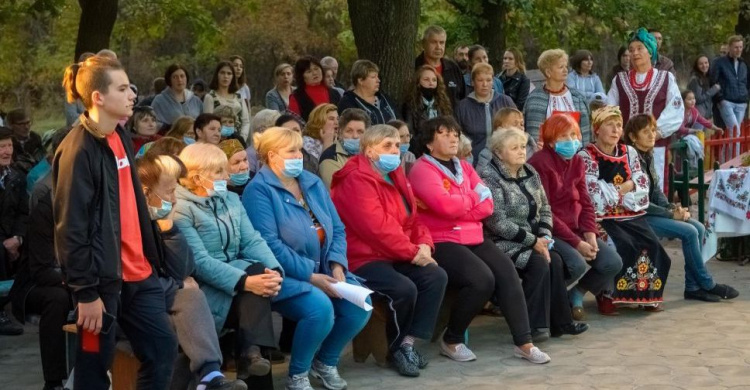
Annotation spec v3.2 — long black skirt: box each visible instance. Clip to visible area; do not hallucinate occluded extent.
[601,216,671,305]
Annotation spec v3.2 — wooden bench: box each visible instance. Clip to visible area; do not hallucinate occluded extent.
[63,324,140,390]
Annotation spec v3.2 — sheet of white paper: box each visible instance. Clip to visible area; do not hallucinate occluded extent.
[331,282,374,311]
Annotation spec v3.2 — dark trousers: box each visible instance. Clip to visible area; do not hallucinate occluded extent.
[74,274,178,390]
[434,239,532,346]
[355,260,447,352]
[517,251,572,330]
[25,285,72,383]
[224,291,276,356]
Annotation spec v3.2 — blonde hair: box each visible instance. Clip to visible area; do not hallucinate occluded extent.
[361,124,399,153]
[471,62,494,81]
[178,143,228,191]
[490,127,528,155]
[274,63,293,78]
[166,116,195,138]
[458,134,473,159]
[537,49,568,78]
[255,127,304,165]
[305,104,338,140]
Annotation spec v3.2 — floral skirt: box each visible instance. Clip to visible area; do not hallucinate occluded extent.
[601,217,672,305]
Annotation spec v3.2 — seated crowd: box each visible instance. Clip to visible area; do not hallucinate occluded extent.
[0,25,744,390]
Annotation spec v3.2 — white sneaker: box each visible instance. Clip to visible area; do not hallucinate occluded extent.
[439,339,477,362]
[513,345,550,364]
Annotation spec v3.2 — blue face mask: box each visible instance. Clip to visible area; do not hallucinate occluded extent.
[342,138,360,155]
[282,158,304,178]
[554,139,582,160]
[229,170,250,186]
[212,180,228,195]
[148,196,172,220]
[399,144,410,155]
[374,154,401,173]
[220,126,235,137]
[183,137,196,145]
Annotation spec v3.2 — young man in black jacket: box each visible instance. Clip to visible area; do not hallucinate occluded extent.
[415,25,466,110]
[54,56,177,390]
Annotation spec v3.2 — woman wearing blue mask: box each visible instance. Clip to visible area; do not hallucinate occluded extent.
[173,143,284,384]
[244,127,371,390]
[331,124,448,378]
[318,108,371,189]
[528,113,623,319]
[219,139,251,197]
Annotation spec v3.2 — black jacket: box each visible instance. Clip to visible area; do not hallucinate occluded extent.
[415,53,466,109]
[10,176,70,323]
[52,114,164,303]
[337,90,398,125]
[0,165,28,242]
[157,223,195,287]
[12,131,45,174]
[499,70,531,111]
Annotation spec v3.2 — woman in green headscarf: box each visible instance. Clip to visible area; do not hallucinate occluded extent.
[606,27,684,194]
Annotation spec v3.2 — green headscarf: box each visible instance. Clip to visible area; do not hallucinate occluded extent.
[629,28,658,65]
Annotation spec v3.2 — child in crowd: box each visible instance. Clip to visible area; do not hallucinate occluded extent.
[476,107,525,169]
[678,90,723,166]
[128,106,162,153]
[388,119,417,174]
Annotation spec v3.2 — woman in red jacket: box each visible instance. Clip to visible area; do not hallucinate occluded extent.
[527,114,623,319]
[409,116,550,365]
[288,56,342,122]
[331,124,447,378]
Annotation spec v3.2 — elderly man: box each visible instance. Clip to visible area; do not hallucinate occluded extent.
[415,25,466,109]
[0,127,27,336]
[321,56,345,90]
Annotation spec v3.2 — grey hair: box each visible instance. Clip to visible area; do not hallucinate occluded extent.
[422,25,446,42]
[361,124,399,152]
[320,56,338,68]
[490,127,528,155]
[251,109,281,134]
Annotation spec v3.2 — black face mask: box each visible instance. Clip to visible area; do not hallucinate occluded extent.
[419,86,437,100]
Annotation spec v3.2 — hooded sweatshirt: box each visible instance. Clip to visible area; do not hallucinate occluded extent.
[455,91,517,162]
[151,87,204,126]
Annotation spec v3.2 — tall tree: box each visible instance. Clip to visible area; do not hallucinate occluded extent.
[347,0,420,104]
[446,0,509,67]
[738,0,750,64]
[73,0,119,61]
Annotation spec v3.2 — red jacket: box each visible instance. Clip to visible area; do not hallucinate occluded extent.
[408,156,493,245]
[527,146,597,247]
[331,155,434,271]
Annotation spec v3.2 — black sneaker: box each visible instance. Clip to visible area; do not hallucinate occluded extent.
[390,346,420,377]
[684,289,721,302]
[707,284,739,300]
[404,345,428,369]
[0,311,22,336]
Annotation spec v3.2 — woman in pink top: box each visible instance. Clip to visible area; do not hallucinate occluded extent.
[408,116,550,365]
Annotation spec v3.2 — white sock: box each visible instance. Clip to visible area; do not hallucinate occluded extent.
[401,335,416,347]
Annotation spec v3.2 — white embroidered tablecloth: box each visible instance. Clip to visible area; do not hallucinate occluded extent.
[702,167,750,261]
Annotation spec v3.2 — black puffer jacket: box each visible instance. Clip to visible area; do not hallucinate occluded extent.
[53,114,164,303]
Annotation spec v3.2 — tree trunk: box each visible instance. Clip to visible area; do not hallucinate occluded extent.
[737,0,750,64]
[347,0,420,106]
[477,0,508,71]
[73,0,119,61]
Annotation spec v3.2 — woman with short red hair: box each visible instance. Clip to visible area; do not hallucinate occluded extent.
[528,114,622,320]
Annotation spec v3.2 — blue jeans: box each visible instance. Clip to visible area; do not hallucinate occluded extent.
[718,100,747,158]
[644,216,715,292]
[552,237,623,295]
[273,282,371,375]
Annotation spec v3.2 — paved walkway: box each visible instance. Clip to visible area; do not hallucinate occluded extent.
[3,239,750,389]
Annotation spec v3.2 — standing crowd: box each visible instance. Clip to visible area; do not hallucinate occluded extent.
[0,25,745,390]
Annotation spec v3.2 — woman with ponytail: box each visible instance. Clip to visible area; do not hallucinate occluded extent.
[54,55,178,390]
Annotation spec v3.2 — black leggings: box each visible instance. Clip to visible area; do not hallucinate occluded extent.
[434,239,532,346]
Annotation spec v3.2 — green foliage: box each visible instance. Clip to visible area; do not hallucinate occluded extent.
[0,0,742,116]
